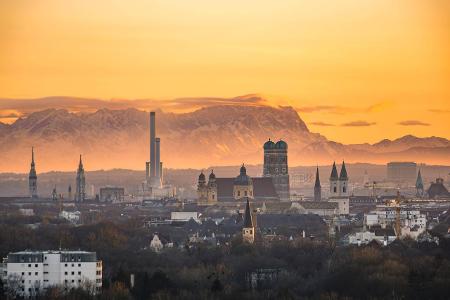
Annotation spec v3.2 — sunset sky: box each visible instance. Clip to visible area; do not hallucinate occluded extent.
[0,0,449,144]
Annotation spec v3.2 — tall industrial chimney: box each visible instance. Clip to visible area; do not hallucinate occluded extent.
[150,112,156,178]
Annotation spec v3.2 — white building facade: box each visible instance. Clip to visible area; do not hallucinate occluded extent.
[1,250,102,298]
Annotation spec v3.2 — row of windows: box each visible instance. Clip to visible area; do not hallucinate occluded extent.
[64,271,82,275]
[65,263,82,267]
[236,190,253,197]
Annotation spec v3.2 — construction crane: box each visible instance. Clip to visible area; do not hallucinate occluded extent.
[386,191,407,238]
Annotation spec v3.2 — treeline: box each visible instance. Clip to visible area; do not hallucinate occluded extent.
[1,219,450,299]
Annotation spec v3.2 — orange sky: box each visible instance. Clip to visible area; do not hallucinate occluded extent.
[0,0,449,144]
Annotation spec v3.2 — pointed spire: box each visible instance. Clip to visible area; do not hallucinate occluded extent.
[330,162,338,180]
[243,198,253,228]
[416,169,424,189]
[339,161,348,180]
[31,146,35,165]
[314,166,321,188]
[78,154,83,170]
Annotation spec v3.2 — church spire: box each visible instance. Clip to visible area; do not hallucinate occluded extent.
[416,169,424,197]
[29,147,38,198]
[243,198,253,228]
[330,162,338,180]
[314,166,321,201]
[339,161,348,180]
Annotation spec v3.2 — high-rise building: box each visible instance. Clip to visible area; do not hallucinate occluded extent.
[146,112,163,188]
[28,147,38,198]
[263,139,290,201]
[386,162,417,183]
[75,155,86,202]
[2,250,102,298]
[314,166,321,201]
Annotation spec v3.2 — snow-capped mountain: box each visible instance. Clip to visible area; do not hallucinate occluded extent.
[0,105,449,172]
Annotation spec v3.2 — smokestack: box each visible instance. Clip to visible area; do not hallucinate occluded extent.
[150,112,156,178]
[155,138,161,179]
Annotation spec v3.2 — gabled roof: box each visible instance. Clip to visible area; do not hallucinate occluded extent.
[330,162,338,180]
[243,198,253,228]
[339,161,348,180]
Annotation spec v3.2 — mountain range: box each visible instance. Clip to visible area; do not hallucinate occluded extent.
[0,105,449,172]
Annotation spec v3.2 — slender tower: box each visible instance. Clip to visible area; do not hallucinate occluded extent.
[29,147,38,198]
[75,155,86,202]
[339,161,349,196]
[416,169,424,197]
[329,162,339,196]
[242,198,255,243]
[150,112,156,180]
[314,166,321,201]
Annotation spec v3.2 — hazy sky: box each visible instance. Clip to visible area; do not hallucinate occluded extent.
[0,0,449,143]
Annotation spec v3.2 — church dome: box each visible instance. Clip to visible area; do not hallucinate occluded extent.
[263,139,275,150]
[275,140,287,149]
[198,172,206,181]
[234,164,253,186]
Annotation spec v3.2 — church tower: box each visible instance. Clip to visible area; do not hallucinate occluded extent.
[234,164,254,200]
[207,170,218,204]
[329,162,339,197]
[242,198,255,243]
[28,147,38,198]
[197,171,208,204]
[416,169,424,197]
[339,161,349,196]
[263,139,290,201]
[75,155,86,202]
[314,166,321,201]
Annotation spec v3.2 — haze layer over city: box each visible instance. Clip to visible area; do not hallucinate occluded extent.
[0,1,450,299]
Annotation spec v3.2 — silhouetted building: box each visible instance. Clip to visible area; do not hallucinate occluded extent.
[197,170,218,205]
[314,166,321,201]
[146,112,163,188]
[387,162,417,182]
[197,165,279,205]
[75,155,86,202]
[28,147,38,198]
[427,178,450,199]
[263,139,290,201]
[242,198,255,243]
[416,169,424,197]
[52,186,57,201]
[330,161,349,197]
[99,187,125,203]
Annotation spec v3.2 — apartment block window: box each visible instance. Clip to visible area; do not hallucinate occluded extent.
[71,271,74,275]
[35,264,38,267]
[71,263,74,267]
[22,272,24,275]
[28,264,31,267]
[78,263,81,267]
[28,272,31,276]
[65,264,68,267]
[78,271,81,275]
[64,272,68,275]
[35,272,38,275]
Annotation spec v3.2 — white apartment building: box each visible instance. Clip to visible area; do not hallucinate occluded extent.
[1,250,102,298]
[365,208,426,229]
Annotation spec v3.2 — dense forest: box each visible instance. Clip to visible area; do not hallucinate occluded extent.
[1,217,450,299]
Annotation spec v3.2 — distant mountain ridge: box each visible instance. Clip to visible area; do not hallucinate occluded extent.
[0,105,449,172]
